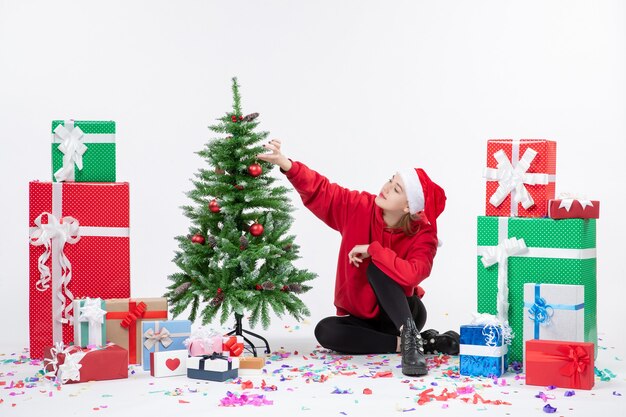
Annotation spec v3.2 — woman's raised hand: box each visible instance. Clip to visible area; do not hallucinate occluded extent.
[257,139,292,172]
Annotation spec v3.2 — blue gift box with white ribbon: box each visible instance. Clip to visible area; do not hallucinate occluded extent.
[523,283,584,359]
[459,324,508,377]
[141,320,191,371]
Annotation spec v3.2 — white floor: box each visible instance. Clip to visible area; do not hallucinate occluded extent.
[1,329,623,417]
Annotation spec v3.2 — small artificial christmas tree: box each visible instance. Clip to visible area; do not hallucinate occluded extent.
[166,77,316,337]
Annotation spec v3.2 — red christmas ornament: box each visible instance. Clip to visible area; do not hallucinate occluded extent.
[248,163,262,177]
[281,285,289,292]
[209,199,220,213]
[217,288,223,294]
[191,234,205,245]
[249,222,264,237]
[255,284,262,291]
[239,115,243,120]
[231,115,238,122]
[234,184,244,190]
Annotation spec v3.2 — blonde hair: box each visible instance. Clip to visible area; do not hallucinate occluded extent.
[396,211,422,236]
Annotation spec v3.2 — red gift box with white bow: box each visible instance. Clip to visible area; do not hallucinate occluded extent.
[548,196,600,219]
[525,339,595,390]
[29,181,131,359]
[483,139,557,217]
[43,343,128,384]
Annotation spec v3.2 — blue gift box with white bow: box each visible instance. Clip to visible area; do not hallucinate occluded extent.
[459,324,508,377]
[523,283,584,359]
[141,320,191,371]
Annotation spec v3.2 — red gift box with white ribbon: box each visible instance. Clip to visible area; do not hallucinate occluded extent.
[525,339,594,390]
[548,195,600,219]
[43,343,128,384]
[483,139,557,217]
[28,181,130,359]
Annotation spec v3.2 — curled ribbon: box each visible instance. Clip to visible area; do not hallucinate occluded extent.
[483,148,549,210]
[29,212,81,324]
[557,193,594,212]
[120,302,147,328]
[53,121,88,182]
[143,327,173,350]
[527,296,554,326]
[43,342,86,384]
[470,312,513,347]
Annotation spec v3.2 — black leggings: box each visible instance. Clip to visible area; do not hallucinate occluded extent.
[314,262,427,354]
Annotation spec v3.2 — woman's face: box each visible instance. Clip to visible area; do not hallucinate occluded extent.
[374,173,410,213]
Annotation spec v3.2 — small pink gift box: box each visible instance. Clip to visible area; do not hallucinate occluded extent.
[184,327,223,356]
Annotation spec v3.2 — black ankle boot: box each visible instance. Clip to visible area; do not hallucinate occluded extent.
[420,329,460,355]
[400,317,427,376]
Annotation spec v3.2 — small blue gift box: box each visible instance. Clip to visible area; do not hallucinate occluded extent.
[141,320,191,371]
[459,324,508,377]
[187,353,239,382]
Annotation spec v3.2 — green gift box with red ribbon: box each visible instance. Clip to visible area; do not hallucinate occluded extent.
[105,298,168,364]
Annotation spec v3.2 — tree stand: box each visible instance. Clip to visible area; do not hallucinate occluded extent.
[225,313,271,357]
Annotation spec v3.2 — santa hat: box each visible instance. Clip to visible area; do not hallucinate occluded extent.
[398,168,446,237]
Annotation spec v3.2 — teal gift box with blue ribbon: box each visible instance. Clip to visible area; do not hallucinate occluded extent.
[523,283,584,359]
[459,324,508,377]
[141,320,191,371]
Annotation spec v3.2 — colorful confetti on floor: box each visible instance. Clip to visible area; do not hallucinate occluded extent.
[0,331,623,416]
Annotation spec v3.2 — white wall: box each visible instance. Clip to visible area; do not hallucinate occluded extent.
[1,0,624,351]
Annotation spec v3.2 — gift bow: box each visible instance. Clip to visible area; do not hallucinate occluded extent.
[527,344,591,388]
[120,301,147,328]
[199,352,233,369]
[53,121,88,182]
[559,345,590,378]
[223,336,244,356]
[29,212,81,324]
[483,148,549,210]
[43,342,87,384]
[480,237,528,325]
[143,327,173,350]
[78,298,107,327]
[527,295,554,326]
[557,193,594,212]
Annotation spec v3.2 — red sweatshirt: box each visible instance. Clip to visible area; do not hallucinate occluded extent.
[284,161,439,320]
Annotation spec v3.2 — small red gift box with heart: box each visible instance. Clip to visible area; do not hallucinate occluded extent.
[525,339,595,390]
[150,349,187,377]
[222,336,244,357]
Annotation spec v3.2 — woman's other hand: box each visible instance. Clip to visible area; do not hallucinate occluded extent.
[348,244,371,267]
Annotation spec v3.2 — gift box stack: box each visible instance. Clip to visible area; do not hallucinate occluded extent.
[467,138,598,389]
[29,120,131,359]
[28,120,191,383]
[29,120,266,384]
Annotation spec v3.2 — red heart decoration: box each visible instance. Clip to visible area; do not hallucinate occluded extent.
[165,358,181,371]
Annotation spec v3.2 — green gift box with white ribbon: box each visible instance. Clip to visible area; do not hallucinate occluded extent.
[51,120,116,182]
[476,216,596,363]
